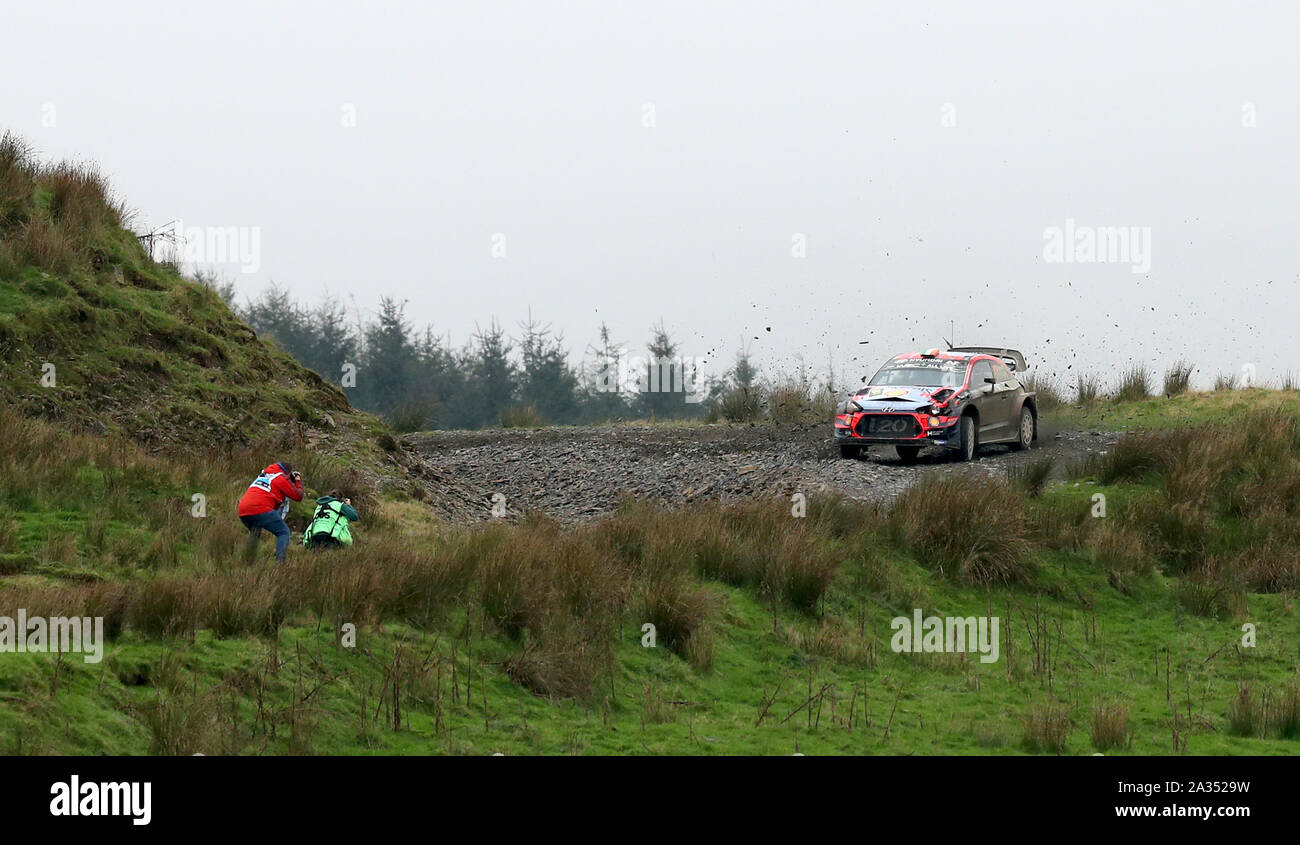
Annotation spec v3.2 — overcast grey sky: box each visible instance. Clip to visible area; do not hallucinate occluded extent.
[4,1,1296,390]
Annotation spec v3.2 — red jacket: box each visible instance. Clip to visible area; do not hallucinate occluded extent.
[238,463,305,516]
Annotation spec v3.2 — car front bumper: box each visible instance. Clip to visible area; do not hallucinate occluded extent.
[833,411,962,450]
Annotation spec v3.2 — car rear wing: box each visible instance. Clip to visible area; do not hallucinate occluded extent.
[950,347,1028,372]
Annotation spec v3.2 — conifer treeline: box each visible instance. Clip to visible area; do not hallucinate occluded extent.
[211,282,754,430]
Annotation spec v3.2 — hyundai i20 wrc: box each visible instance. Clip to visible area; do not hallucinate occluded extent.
[833,347,1038,462]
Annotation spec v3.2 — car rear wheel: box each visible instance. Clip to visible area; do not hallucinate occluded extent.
[839,445,861,459]
[1010,407,1034,451]
[958,414,978,461]
[895,444,921,464]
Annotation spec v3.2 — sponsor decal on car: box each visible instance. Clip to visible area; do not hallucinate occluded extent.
[863,386,911,398]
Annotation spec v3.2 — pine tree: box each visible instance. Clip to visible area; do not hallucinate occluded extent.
[359,297,418,419]
[466,318,516,427]
[517,312,580,423]
[633,319,689,420]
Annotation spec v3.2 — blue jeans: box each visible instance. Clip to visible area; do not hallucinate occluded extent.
[241,511,291,563]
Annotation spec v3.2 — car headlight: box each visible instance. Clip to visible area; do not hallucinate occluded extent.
[836,400,850,415]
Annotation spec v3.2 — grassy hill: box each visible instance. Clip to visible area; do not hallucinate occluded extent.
[0,133,376,452]
[0,134,1297,755]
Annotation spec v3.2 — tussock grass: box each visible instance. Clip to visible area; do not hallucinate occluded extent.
[499,403,545,429]
[1115,363,1151,403]
[1228,684,1262,737]
[1078,430,1178,485]
[1028,494,1093,551]
[1089,521,1154,592]
[388,398,435,433]
[1139,499,1215,575]
[1075,372,1102,405]
[15,218,84,273]
[1171,569,1246,619]
[640,576,715,666]
[599,497,841,612]
[1214,372,1239,392]
[0,131,36,230]
[1090,700,1130,751]
[782,617,876,667]
[1008,455,1054,496]
[891,475,1036,584]
[42,160,125,231]
[1274,686,1300,739]
[766,377,836,424]
[1021,372,1065,411]
[1162,360,1194,397]
[1022,700,1071,753]
[1225,683,1300,740]
[715,386,764,422]
[1227,544,1300,594]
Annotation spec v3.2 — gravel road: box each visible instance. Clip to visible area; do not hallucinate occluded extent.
[407,419,1119,522]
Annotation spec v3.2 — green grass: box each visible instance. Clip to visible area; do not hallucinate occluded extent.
[1054,387,1300,432]
[3,561,1295,755]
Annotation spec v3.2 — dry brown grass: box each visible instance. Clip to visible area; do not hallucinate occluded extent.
[41,160,124,231]
[1088,520,1154,592]
[1021,372,1065,411]
[503,621,611,701]
[640,575,715,665]
[1162,360,1194,397]
[598,497,841,611]
[891,475,1036,584]
[0,131,36,229]
[1022,700,1072,753]
[1075,372,1102,405]
[1090,699,1130,751]
[15,218,84,273]
[766,378,836,424]
[1115,363,1152,402]
[1171,567,1247,619]
[1228,683,1262,737]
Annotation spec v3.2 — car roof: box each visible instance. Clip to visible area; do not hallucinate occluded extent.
[888,351,993,363]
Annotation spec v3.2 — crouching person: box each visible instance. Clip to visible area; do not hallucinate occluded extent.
[303,490,359,551]
[238,461,304,564]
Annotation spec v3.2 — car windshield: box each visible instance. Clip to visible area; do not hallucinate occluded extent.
[869,362,964,388]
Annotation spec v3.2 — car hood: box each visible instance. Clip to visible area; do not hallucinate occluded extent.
[850,385,951,411]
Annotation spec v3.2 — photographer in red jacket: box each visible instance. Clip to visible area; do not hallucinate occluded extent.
[238,461,304,564]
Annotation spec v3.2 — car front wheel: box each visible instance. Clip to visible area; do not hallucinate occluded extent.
[958,414,978,461]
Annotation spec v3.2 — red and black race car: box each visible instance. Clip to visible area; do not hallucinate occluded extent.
[833,346,1038,462]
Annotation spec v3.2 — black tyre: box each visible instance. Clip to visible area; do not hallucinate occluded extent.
[1010,407,1034,451]
[957,414,978,461]
[895,444,921,464]
[839,444,861,459]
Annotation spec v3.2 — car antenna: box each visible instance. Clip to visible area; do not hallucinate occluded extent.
[943,320,955,350]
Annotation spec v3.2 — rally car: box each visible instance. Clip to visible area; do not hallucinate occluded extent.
[833,346,1038,462]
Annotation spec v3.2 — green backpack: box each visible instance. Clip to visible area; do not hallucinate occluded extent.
[303,499,353,548]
